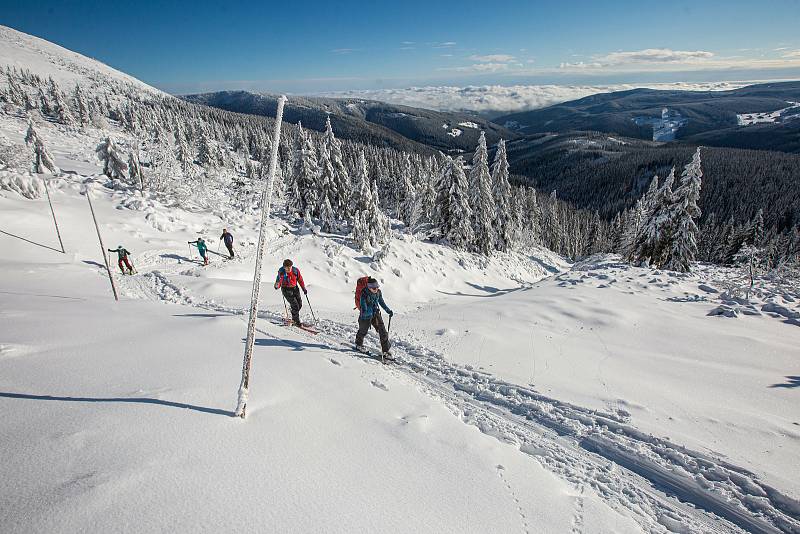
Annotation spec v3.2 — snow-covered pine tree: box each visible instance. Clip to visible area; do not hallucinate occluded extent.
[322,117,349,214]
[316,144,337,230]
[413,164,437,232]
[747,208,764,247]
[610,211,623,252]
[73,84,90,126]
[491,138,514,252]
[664,147,703,272]
[398,153,417,226]
[128,150,145,190]
[444,157,474,250]
[96,137,128,180]
[517,186,541,247]
[25,120,58,174]
[469,132,496,255]
[291,123,319,219]
[622,175,658,260]
[37,87,51,116]
[50,82,75,126]
[631,171,675,266]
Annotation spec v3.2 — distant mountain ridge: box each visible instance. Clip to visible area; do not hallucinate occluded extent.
[182,91,517,155]
[495,81,800,153]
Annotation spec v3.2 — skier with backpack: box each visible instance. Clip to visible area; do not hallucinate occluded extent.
[219,228,234,259]
[274,259,307,326]
[355,277,394,360]
[108,245,135,275]
[188,237,209,265]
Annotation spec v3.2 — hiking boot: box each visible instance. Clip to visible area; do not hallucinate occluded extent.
[356,345,368,354]
[382,351,394,360]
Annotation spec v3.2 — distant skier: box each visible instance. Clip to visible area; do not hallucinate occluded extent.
[274,259,307,326]
[220,228,234,259]
[355,277,393,359]
[108,245,134,275]
[188,237,209,265]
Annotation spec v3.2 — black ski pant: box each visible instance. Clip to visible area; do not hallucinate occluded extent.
[225,243,234,258]
[281,286,302,325]
[356,312,390,353]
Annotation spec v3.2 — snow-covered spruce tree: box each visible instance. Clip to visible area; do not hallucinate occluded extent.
[622,175,658,260]
[350,155,390,252]
[442,157,474,250]
[517,186,542,248]
[96,137,128,180]
[469,132,496,255]
[316,144,337,231]
[368,177,391,246]
[663,147,703,272]
[746,208,765,247]
[25,120,58,174]
[50,82,75,126]
[588,210,604,254]
[632,170,674,267]
[413,165,437,233]
[37,87,51,116]
[398,153,417,226]
[609,211,624,252]
[291,123,320,219]
[542,190,562,253]
[128,150,144,190]
[322,117,349,214]
[491,138,514,252]
[73,84,91,126]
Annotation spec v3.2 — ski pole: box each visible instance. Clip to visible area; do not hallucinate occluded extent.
[387,314,392,336]
[304,291,317,324]
[281,292,290,323]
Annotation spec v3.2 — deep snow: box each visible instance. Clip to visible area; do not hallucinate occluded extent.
[2,22,800,534]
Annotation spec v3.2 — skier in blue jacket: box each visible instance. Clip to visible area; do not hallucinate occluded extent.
[355,277,393,358]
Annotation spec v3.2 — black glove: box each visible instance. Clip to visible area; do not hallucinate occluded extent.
[388,310,394,317]
[303,288,308,295]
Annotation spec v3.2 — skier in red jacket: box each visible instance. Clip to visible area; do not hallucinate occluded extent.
[274,259,307,326]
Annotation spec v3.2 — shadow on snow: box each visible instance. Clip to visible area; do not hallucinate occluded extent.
[0,391,233,416]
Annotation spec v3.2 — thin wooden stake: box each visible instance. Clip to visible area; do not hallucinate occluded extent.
[85,186,119,301]
[236,95,287,419]
[42,176,65,253]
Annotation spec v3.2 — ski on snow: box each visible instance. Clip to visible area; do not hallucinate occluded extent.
[353,345,396,364]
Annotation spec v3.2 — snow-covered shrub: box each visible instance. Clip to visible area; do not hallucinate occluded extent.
[0,171,44,199]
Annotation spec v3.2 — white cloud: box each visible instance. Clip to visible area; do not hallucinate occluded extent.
[469,54,516,63]
[782,50,800,58]
[317,81,755,113]
[603,48,714,64]
[440,62,512,73]
[558,47,800,72]
[331,48,358,55]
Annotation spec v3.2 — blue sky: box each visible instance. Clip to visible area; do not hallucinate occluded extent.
[2,0,800,93]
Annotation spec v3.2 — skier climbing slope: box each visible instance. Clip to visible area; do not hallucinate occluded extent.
[108,245,135,274]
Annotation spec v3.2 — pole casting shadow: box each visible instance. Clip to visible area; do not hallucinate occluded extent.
[0,229,63,253]
[0,392,233,417]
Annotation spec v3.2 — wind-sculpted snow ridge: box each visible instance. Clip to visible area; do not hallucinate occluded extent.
[110,252,799,534]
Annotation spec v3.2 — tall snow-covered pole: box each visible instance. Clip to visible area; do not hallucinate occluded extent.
[236,96,287,419]
[85,185,119,301]
[42,177,65,253]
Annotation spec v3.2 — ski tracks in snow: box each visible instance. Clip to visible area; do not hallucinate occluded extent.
[112,258,799,534]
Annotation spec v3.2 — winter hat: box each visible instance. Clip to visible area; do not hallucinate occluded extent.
[367,279,380,289]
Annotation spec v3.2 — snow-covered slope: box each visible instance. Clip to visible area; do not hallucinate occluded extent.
[2,25,800,534]
[0,25,161,95]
